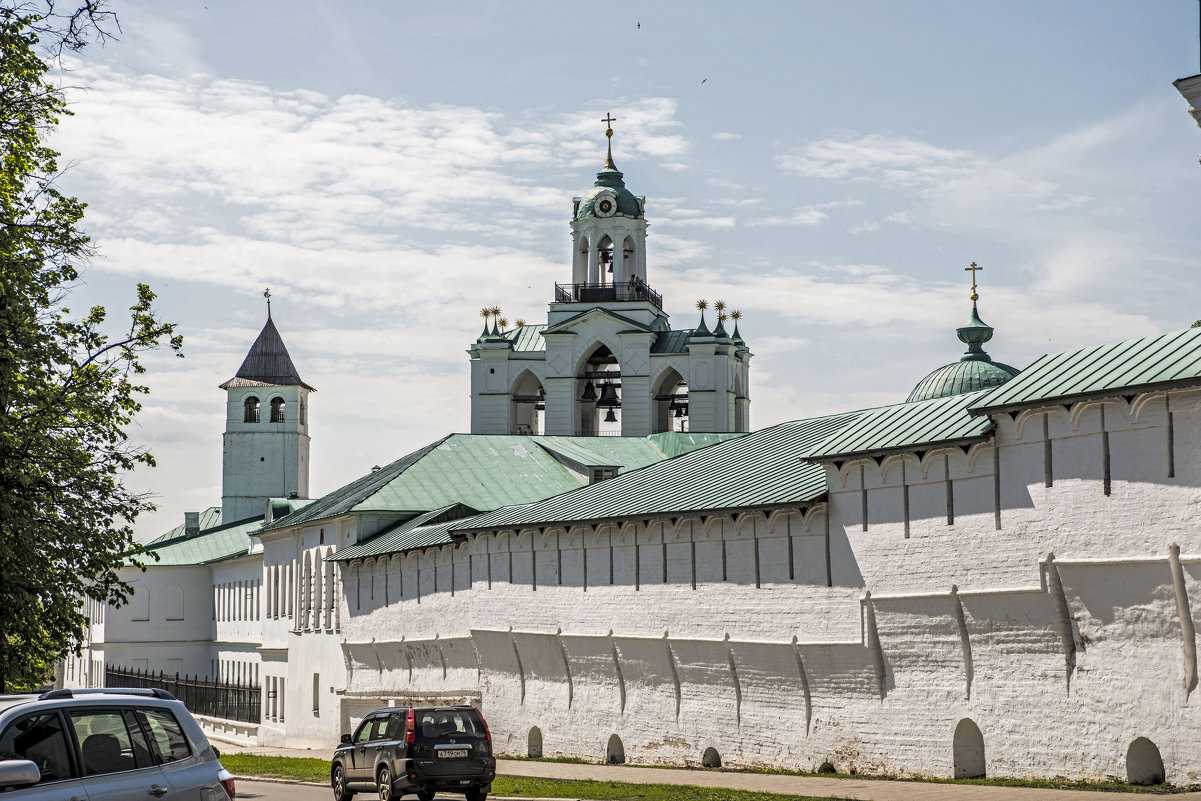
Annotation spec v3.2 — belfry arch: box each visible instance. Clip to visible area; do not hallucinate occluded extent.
[653,366,688,433]
[576,343,622,436]
[510,370,545,435]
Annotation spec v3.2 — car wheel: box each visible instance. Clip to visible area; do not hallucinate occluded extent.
[377,766,398,801]
[331,764,354,801]
[465,789,488,801]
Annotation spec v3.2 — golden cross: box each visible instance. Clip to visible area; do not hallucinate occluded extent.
[964,262,982,302]
[263,287,272,317]
[602,112,616,136]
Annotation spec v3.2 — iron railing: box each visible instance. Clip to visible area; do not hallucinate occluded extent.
[553,279,662,310]
[105,665,261,724]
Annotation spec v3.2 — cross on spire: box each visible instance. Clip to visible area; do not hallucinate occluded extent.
[602,112,617,169]
[263,287,272,319]
[964,261,982,303]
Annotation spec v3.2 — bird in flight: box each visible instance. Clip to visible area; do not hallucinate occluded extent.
[700,78,708,85]
[634,20,641,30]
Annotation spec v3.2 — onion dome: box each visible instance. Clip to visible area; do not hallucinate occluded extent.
[574,116,644,221]
[906,301,1019,403]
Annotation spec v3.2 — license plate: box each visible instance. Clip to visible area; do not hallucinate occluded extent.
[438,749,468,759]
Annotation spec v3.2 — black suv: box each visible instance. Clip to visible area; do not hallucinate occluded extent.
[331,705,495,801]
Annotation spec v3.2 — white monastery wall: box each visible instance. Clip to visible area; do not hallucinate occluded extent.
[333,392,1201,783]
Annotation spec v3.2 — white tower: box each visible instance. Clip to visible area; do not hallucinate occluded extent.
[219,299,314,521]
[467,115,751,437]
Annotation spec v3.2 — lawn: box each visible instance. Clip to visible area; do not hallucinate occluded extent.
[218,753,850,801]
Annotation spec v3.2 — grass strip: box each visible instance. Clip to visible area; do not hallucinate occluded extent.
[221,753,329,783]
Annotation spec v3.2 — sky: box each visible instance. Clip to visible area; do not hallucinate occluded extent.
[49,0,1201,540]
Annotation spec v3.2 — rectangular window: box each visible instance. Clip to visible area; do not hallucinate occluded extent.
[279,678,286,722]
[0,712,74,783]
[137,708,191,764]
[312,673,321,715]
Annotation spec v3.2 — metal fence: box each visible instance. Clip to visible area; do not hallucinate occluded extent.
[105,665,261,724]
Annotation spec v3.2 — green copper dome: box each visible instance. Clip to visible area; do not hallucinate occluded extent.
[906,302,1019,403]
[575,165,644,221]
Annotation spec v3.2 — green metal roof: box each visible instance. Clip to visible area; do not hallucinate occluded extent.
[147,506,223,544]
[263,432,731,534]
[806,391,992,462]
[500,324,545,352]
[907,358,1020,403]
[970,326,1201,414]
[452,413,861,534]
[329,504,479,561]
[138,515,263,566]
[574,166,644,221]
[651,329,693,354]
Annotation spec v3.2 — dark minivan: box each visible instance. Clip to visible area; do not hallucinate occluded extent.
[331,705,495,801]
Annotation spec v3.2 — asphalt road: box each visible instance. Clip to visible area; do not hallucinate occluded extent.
[237,780,474,800]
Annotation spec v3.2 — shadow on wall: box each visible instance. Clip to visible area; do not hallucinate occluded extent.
[606,734,625,765]
[1127,737,1164,785]
[953,718,985,779]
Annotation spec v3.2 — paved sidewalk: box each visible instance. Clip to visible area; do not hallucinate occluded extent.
[217,740,1201,801]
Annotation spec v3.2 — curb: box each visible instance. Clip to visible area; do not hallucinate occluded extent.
[235,776,579,800]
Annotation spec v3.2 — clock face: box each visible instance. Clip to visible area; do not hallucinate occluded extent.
[595,192,617,217]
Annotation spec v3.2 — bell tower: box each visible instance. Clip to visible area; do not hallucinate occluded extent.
[219,292,314,521]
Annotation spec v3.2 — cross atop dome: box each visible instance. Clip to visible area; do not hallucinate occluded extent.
[602,112,617,169]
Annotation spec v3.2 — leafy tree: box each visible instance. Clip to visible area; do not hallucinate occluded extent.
[0,4,181,691]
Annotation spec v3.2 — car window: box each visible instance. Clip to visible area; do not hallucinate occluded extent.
[136,708,191,763]
[385,714,404,740]
[69,709,146,776]
[368,717,391,741]
[352,718,375,744]
[122,710,154,767]
[417,710,482,740]
[0,711,74,784]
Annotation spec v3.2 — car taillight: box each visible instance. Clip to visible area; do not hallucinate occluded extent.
[220,775,236,799]
[404,706,415,746]
[481,715,492,747]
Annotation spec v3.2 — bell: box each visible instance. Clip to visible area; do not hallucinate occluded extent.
[534,402,545,412]
[604,408,617,423]
[580,381,597,401]
[674,405,684,419]
[597,381,620,409]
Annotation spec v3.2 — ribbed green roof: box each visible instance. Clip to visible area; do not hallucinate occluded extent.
[263,432,732,533]
[147,506,223,545]
[651,329,693,354]
[807,391,991,461]
[329,504,479,561]
[970,326,1201,413]
[500,324,545,352]
[574,166,643,221]
[907,358,1020,403]
[139,515,263,566]
[453,413,860,534]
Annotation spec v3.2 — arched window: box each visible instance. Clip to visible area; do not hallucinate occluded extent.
[243,396,261,423]
[702,747,721,768]
[652,367,688,434]
[511,371,545,435]
[527,726,543,758]
[605,734,625,765]
[952,718,985,779]
[1126,737,1165,785]
[270,397,286,423]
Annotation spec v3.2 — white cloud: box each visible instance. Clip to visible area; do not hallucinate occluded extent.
[751,199,863,227]
[712,131,741,141]
[777,133,971,186]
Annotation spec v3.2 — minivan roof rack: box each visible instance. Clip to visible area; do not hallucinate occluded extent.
[39,687,177,701]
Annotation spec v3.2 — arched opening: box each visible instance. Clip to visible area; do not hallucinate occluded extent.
[952,718,985,779]
[597,235,614,285]
[605,734,625,765]
[734,369,747,432]
[243,395,261,423]
[270,396,286,423]
[622,235,637,282]
[527,726,543,759]
[577,344,621,436]
[511,371,545,435]
[702,747,721,768]
[1126,737,1165,785]
[652,367,688,433]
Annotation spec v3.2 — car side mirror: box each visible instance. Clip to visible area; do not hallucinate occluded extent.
[212,747,221,759]
[0,759,41,788]
[340,733,352,744]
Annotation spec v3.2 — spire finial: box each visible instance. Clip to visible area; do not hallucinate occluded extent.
[263,287,272,319]
[965,261,982,304]
[602,112,617,169]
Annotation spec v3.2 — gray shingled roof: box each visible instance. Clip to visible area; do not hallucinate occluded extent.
[220,316,315,391]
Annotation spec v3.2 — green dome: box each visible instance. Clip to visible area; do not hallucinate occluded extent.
[907,357,1019,403]
[906,301,1019,402]
[575,166,644,221]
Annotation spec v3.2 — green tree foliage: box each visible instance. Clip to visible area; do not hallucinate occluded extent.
[0,6,182,691]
